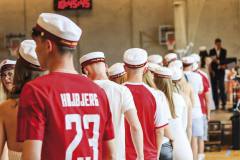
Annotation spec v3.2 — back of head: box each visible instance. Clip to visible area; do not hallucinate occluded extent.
[148,54,163,65]
[123,48,148,79]
[153,67,176,118]
[110,74,127,84]
[182,56,194,70]
[143,70,156,88]
[79,52,107,79]
[164,53,178,66]
[32,13,82,56]
[11,40,44,98]
[108,63,127,84]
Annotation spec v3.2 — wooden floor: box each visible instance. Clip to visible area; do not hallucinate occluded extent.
[206,150,240,160]
[205,106,240,160]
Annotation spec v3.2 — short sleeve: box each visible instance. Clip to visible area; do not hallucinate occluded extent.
[17,84,47,142]
[102,92,115,141]
[203,74,211,93]
[198,75,204,93]
[154,91,169,128]
[121,86,136,113]
[203,78,210,93]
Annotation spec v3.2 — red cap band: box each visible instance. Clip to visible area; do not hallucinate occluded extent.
[124,62,147,68]
[81,58,105,68]
[109,72,126,79]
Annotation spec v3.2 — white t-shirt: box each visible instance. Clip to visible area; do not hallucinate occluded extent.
[94,80,136,160]
[173,92,188,131]
[184,71,203,119]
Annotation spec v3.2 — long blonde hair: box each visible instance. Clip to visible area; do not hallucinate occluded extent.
[154,76,177,118]
[143,70,157,88]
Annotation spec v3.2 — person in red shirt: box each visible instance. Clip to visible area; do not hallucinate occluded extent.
[17,13,115,160]
[123,48,169,160]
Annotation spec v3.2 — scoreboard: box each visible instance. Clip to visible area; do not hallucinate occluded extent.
[54,0,92,10]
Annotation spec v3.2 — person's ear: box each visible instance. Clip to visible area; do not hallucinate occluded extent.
[46,40,53,54]
[83,68,88,75]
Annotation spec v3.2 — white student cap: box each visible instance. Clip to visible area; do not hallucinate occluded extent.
[79,52,105,68]
[32,13,82,48]
[148,54,163,64]
[19,40,40,66]
[123,48,148,68]
[108,63,126,79]
[153,66,173,78]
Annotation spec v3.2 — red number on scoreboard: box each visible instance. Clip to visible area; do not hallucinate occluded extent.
[55,0,92,10]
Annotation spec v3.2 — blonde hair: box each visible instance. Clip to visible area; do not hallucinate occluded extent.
[109,74,127,84]
[172,80,182,94]
[143,70,157,88]
[154,76,177,118]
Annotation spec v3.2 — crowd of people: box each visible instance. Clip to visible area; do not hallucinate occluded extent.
[0,12,236,160]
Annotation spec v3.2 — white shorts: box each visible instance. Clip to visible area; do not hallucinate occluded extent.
[200,115,208,141]
[192,117,204,137]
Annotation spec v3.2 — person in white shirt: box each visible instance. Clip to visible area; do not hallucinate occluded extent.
[169,60,193,142]
[182,56,204,160]
[79,52,144,160]
[153,66,193,160]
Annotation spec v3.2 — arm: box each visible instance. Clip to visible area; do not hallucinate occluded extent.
[121,87,144,159]
[22,140,42,160]
[0,116,6,156]
[124,109,144,160]
[205,91,211,120]
[186,103,192,142]
[102,139,116,160]
[164,125,173,140]
[189,86,195,108]
[155,127,164,158]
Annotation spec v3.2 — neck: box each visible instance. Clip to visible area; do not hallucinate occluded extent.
[127,73,143,83]
[48,52,78,74]
[183,67,192,72]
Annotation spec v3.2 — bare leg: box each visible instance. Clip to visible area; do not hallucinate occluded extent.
[198,139,205,160]
[191,137,198,160]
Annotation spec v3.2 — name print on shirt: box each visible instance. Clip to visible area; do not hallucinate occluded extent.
[60,93,99,107]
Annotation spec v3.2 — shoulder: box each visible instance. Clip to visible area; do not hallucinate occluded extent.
[193,72,202,80]
[95,80,126,93]
[146,86,165,100]
[0,99,17,118]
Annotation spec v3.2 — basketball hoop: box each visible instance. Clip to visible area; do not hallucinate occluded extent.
[5,33,25,58]
[166,31,175,52]
[8,41,20,57]
[166,39,176,52]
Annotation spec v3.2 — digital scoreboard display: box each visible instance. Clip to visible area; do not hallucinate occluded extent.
[54,0,92,10]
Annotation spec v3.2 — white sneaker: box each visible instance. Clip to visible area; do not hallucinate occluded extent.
[198,153,205,160]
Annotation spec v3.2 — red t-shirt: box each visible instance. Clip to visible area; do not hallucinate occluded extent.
[17,72,114,160]
[197,71,210,115]
[124,83,168,160]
